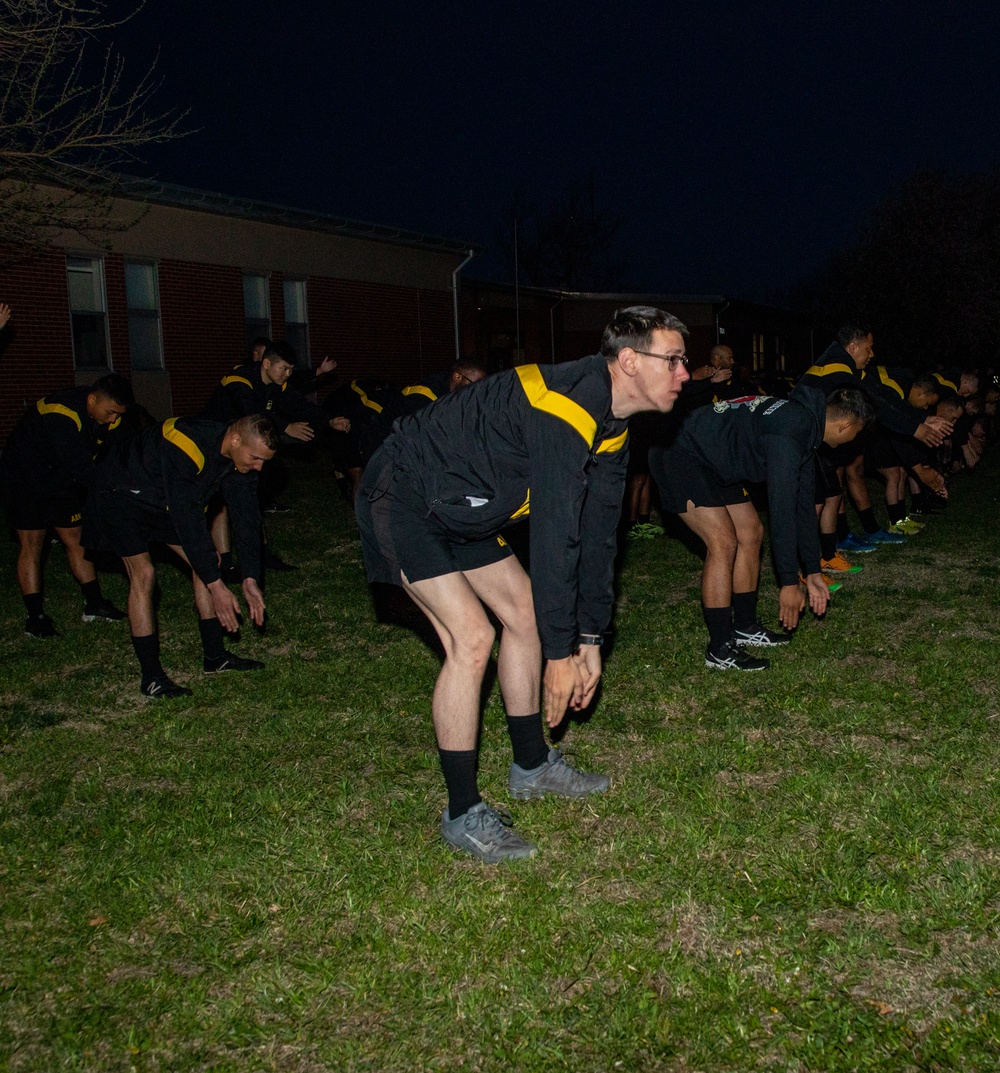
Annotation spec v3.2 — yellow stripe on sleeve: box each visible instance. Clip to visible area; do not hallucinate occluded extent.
[515,364,597,447]
[221,375,253,388]
[802,362,856,379]
[162,418,205,473]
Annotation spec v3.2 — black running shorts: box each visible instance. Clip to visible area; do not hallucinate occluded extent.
[648,445,749,515]
[83,489,180,558]
[0,467,83,530]
[356,453,513,586]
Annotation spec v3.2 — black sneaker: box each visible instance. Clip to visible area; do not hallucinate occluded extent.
[204,652,265,673]
[733,623,792,647]
[705,640,770,671]
[141,675,193,699]
[25,614,58,638]
[263,551,298,572]
[82,601,126,623]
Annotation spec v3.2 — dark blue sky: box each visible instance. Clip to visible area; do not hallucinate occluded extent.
[118,0,1000,299]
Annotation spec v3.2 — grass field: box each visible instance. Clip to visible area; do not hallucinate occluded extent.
[2,450,999,1072]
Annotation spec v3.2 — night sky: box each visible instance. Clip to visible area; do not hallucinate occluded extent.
[116,1,1000,300]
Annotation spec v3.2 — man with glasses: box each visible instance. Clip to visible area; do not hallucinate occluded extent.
[356,306,689,862]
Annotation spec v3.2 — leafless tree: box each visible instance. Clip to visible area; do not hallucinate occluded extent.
[0,0,186,256]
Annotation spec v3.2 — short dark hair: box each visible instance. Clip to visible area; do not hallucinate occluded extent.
[252,336,272,350]
[600,306,688,361]
[826,386,876,428]
[836,323,872,349]
[231,412,280,451]
[453,358,487,378]
[90,374,133,407]
[262,341,297,366]
[912,373,940,397]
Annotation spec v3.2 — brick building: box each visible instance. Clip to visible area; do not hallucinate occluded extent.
[0,180,475,441]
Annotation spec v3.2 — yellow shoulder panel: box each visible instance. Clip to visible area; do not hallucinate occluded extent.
[162,418,206,473]
[402,384,438,402]
[515,365,597,447]
[37,399,82,431]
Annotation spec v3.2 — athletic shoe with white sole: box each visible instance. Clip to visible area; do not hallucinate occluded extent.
[82,601,126,623]
[705,640,770,671]
[734,623,792,647]
[866,527,906,544]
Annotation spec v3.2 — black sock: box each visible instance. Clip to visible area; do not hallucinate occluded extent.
[637,513,650,525]
[80,579,102,607]
[858,507,879,534]
[836,513,850,541]
[703,605,733,651]
[732,590,759,632]
[820,531,838,561]
[911,491,927,513]
[439,749,481,819]
[23,593,44,618]
[887,501,905,525]
[506,713,548,771]
[198,617,226,661]
[132,634,163,681]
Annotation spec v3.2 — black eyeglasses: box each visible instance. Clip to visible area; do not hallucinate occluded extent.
[633,349,688,371]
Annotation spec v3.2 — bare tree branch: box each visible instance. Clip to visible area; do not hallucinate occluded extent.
[0,0,187,259]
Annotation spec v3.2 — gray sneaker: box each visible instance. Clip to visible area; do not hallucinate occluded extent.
[441,802,538,863]
[508,747,610,800]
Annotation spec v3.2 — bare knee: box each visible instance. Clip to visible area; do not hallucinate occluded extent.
[448,620,496,669]
[738,516,764,550]
[126,558,156,595]
[706,529,739,565]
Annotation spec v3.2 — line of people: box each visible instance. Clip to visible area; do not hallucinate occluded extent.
[2,303,993,863]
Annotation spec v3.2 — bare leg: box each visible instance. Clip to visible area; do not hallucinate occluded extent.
[15,528,46,595]
[463,556,541,718]
[54,525,96,585]
[402,569,497,751]
[122,552,157,636]
[677,503,739,608]
[725,501,764,594]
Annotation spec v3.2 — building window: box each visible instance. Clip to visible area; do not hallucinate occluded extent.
[244,273,271,352]
[67,256,110,370]
[125,261,163,370]
[283,279,310,367]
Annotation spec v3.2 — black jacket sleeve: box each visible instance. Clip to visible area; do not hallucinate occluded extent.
[523,411,597,660]
[161,447,223,586]
[576,436,628,639]
[221,472,263,582]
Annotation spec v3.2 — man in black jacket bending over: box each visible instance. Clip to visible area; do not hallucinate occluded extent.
[85,414,278,698]
[357,307,691,863]
[649,387,875,671]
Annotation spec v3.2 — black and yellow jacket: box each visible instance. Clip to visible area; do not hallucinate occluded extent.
[0,385,122,497]
[94,418,261,586]
[792,343,918,437]
[201,362,330,437]
[375,355,629,660]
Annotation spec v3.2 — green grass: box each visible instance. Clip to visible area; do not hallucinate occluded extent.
[2,451,1000,1072]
